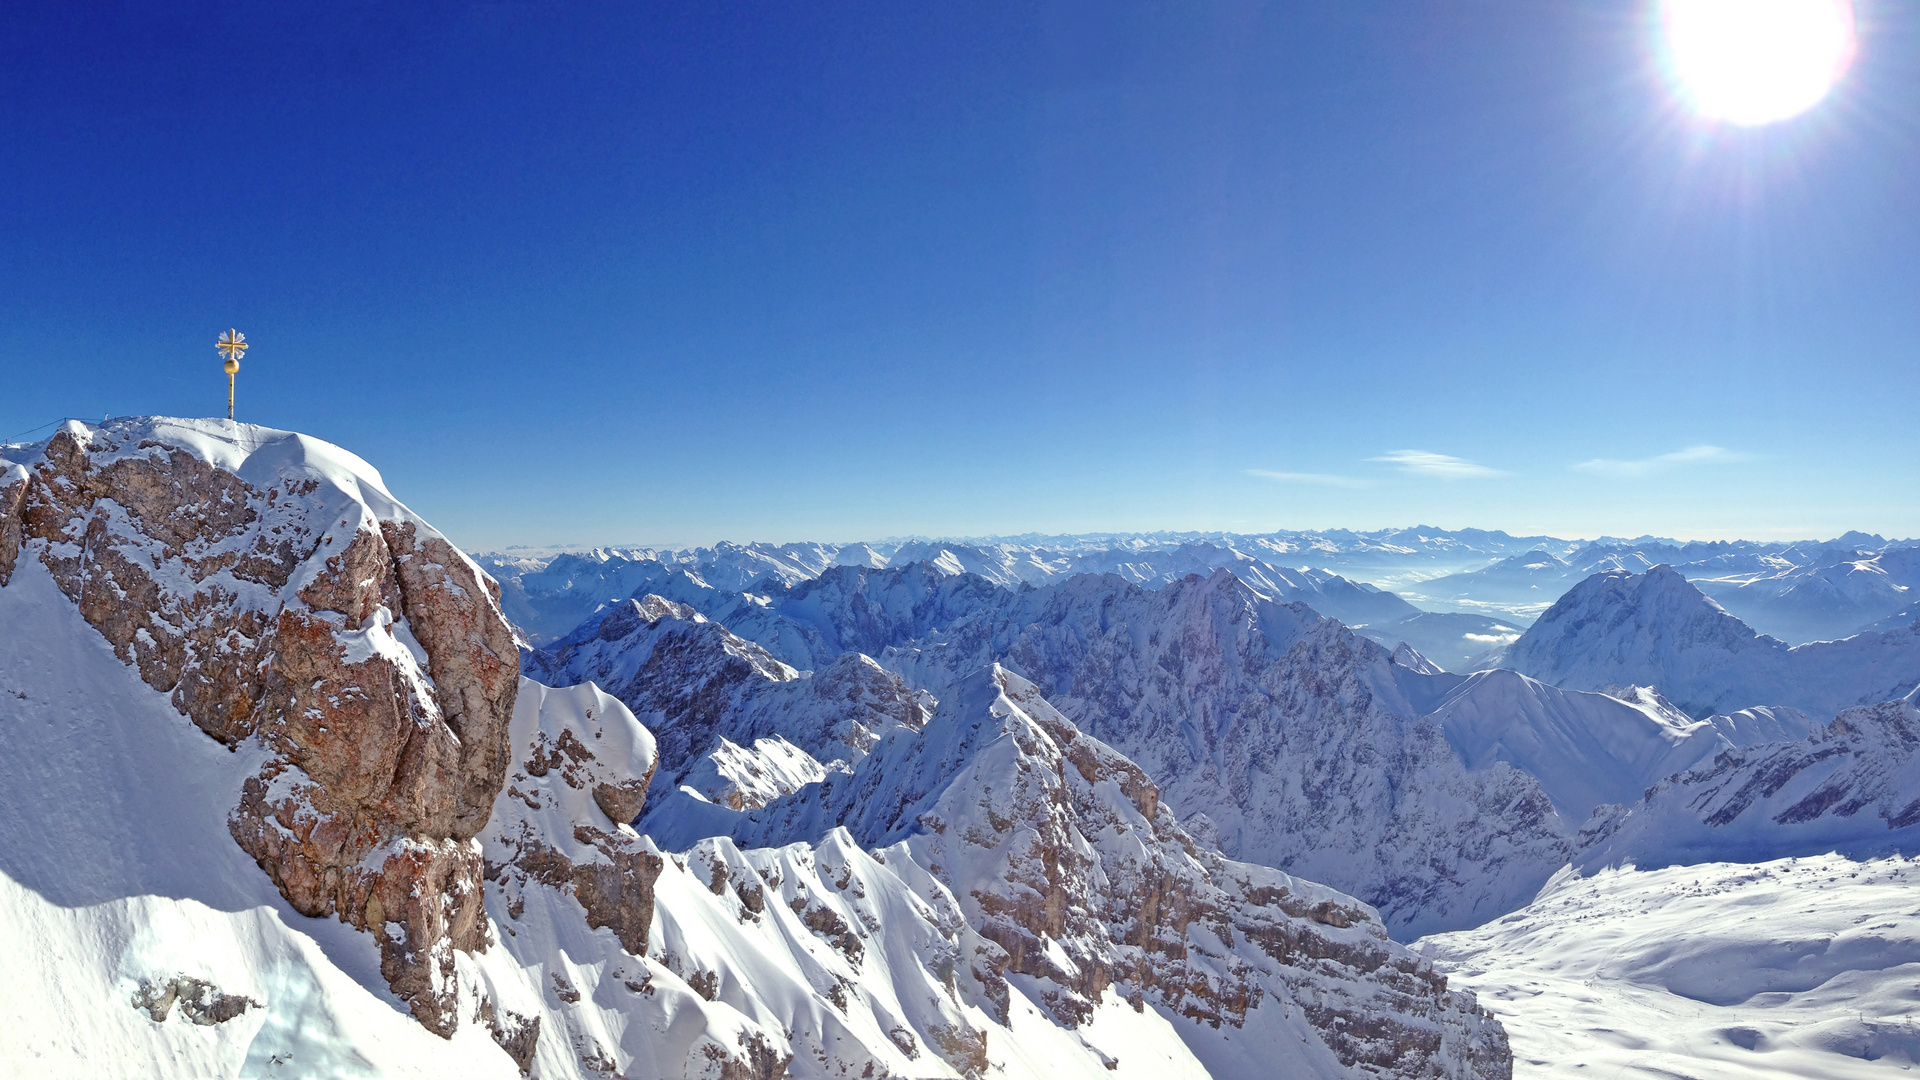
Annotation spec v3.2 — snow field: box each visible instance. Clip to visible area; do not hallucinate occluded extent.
[1417,855,1920,1079]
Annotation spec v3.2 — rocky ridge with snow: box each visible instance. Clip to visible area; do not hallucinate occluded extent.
[1575,686,1920,871]
[640,664,1513,1077]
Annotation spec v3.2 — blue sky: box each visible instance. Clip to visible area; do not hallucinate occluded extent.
[3,2,1916,549]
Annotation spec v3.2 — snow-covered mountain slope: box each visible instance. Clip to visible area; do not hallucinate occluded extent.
[559,571,1572,940]
[1234,563,1422,626]
[1574,688,1920,870]
[1353,612,1526,674]
[640,664,1512,1077]
[488,677,1212,1080]
[1504,566,1920,719]
[1426,673,1810,823]
[1864,605,1920,636]
[1418,854,1920,1079]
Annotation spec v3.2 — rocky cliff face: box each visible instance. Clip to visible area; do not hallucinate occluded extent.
[0,418,518,1035]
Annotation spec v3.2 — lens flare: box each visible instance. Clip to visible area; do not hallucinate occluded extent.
[1659,0,1857,125]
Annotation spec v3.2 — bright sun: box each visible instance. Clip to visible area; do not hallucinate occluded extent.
[1660,0,1857,125]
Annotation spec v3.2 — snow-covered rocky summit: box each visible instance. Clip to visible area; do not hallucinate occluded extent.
[1504,565,1920,719]
[1,417,520,1035]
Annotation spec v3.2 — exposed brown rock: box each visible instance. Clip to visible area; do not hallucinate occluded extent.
[1,423,520,1036]
[930,1022,989,1079]
[479,998,541,1077]
[0,474,27,586]
[380,521,519,838]
[707,1032,792,1080]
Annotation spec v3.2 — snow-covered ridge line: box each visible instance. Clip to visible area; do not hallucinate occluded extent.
[1575,689,1920,871]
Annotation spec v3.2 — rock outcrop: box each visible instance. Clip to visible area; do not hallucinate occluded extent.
[486,679,663,959]
[0,418,518,1034]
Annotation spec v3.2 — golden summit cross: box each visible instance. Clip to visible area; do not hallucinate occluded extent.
[217,329,247,420]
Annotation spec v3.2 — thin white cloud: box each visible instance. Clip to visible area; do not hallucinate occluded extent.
[1369,450,1506,480]
[1572,445,1753,478]
[1245,468,1373,489]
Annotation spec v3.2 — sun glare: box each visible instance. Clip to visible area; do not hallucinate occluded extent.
[1660,0,1857,125]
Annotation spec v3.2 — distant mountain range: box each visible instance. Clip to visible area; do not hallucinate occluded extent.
[478,529,1920,682]
[1404,534,1920,642]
